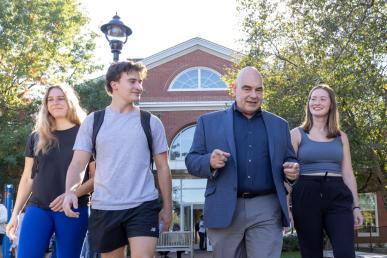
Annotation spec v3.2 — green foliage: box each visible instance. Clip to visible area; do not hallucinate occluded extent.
[75,77,110,113]
[282,233,300,252]
[281,251,300,258]
[233,0,386,191]
[0,102,38,187]
[0,0,101,110]
[0,0,102,185]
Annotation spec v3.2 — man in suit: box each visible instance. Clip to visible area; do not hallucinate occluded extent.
[185,66,299,258]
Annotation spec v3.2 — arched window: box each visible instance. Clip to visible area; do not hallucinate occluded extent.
[169,67,227,91]
[170,125,196,161]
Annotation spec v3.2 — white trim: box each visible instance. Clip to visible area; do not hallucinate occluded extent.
[139,100,233,111]
[169,160,187,170]
[168,66,228,92]
[168,88,227,92]
[169,125,196,163]
[142,37,241,69]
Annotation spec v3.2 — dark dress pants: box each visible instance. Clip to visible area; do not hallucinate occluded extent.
[199,232,206,250]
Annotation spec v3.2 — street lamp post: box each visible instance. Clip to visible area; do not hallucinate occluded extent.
[101,14,132,62]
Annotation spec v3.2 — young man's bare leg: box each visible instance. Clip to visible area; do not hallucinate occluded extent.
[129,236,157,258]
[101,246,126,258]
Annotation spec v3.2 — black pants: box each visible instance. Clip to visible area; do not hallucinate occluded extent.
[158,251,183,258]
[199,232,206,250]
[291,175,355,258]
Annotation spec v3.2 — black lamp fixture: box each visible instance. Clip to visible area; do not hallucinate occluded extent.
[101,13,132,62]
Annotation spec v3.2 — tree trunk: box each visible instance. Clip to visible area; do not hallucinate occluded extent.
[372,152,387,210]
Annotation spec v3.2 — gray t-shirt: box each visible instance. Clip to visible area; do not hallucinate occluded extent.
[74,106,168,210]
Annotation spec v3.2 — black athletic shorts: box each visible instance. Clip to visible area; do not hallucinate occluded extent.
[89,199,161,253]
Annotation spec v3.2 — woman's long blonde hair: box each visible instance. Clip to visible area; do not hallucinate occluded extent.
[34,85,86,155]
[301,84,340,138]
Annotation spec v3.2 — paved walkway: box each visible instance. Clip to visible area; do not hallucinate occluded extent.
[155,250,387,258]
[323,250,387,258]
[155,249,211,258]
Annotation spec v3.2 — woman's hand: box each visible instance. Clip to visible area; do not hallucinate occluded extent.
[6,215,19,241]
[49,193,65,212]
[353,208,364,229]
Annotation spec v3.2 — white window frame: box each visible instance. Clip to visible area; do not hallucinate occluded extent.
[169,125,197,163]
[168,66,228,92]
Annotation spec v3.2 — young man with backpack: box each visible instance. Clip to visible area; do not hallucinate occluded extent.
[63,61,172,258]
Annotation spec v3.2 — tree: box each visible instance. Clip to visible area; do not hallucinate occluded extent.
[231,0,386,204]
[75,77,110,113]
[0,0,101,185]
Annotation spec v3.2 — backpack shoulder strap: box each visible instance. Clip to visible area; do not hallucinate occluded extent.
[140,110,153,168]
[92,109,153,166]
[92,109,105,158]
[31,132,39,178]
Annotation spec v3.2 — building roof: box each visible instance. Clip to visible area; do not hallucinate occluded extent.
[142,37,240,69]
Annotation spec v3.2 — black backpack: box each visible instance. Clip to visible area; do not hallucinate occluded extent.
[91,109,154,168]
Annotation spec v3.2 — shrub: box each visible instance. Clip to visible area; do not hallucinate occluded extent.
[282,234,299,252]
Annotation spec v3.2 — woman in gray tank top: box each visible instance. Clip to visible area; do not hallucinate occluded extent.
[289,84,363,258]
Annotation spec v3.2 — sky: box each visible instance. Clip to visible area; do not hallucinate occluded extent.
[80,0,244,69]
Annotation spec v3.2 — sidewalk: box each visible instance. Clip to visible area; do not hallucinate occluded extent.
[323,250,387,258]
[155,249,211,258]
[155,249,387,258]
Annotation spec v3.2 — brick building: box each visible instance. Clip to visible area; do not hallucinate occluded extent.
[139,37,236,232]
[136,37,386,245]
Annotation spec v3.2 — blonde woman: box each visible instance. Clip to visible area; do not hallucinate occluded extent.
[6,85,93,258]
[290,84,363,258]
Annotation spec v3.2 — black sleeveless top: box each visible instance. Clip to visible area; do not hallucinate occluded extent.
[24,126,89,209]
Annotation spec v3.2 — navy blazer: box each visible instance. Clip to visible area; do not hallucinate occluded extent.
[185,107,296,228]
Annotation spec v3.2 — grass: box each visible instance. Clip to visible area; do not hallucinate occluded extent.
[281,251,300,258]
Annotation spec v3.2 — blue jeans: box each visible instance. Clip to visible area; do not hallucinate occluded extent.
[18,205,88,258]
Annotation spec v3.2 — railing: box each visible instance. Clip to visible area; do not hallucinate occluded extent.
[156,231,194,258]
[355,226,387,253]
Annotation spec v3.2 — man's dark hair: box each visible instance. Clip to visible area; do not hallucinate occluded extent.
[105,60,147,95]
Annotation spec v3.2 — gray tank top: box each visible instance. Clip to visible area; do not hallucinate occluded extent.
[297,128,343,175]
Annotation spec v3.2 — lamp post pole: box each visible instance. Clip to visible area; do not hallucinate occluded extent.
[2,184,14,258]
